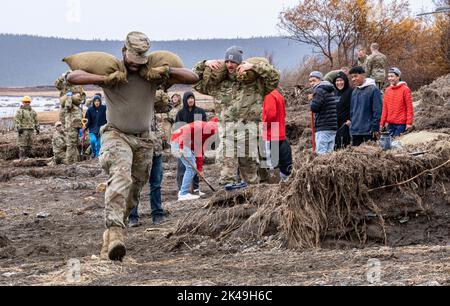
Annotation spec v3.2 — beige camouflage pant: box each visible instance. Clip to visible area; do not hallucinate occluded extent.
[17,129,34,148]
[99,126,154,229]
[216,121,260,185]
[65,128,79,164]
[53,149,66,165]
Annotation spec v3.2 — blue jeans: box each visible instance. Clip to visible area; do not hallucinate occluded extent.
[129,154,164,222]
[89,133,101,158]
[315,131,336,155]
[388,124,406,137]
[171,142,197,196]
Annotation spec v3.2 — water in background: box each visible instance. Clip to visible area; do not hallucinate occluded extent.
[0,96,60,118]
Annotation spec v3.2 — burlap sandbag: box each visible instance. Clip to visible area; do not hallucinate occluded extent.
[203,61,227,85]
[59,94,84,108]
[63,52,127,86]
[140,51,184,82]
[237,57,270,84]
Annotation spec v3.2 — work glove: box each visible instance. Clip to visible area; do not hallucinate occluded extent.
[145,66,170,81]
[104,71,128,87]
[66,91,73,97]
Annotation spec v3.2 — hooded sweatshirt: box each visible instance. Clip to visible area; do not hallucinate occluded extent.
[86,98,107,135]
[380,81,413,126]
[332,72,353,128]
[350,78,382,136]
[175,92,207,125]
[262,89,286,141]
[171,118,219,172]
[310,81,338,132]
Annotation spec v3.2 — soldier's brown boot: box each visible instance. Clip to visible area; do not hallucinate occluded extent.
[99,229,110,260]
[108,227,126,261]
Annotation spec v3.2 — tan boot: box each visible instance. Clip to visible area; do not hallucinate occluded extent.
[99,229,110,260]
[108,227,126,261]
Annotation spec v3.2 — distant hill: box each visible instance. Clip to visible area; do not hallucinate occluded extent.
[0,34,310,87]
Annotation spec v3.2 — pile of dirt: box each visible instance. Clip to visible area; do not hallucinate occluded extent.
[174,141,450,249]
[0,132,53,160]
[414,73,450,131]
[279,86,312,147]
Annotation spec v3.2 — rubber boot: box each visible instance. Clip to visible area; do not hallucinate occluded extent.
[99,229,110,260]
[108,227,126,261]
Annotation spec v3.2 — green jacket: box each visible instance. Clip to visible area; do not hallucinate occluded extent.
[366,53,388,83]
[14,105,39,131]
[193,60,280,123]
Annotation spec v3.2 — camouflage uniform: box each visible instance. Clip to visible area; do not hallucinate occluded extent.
[154,90,172,149]
[52,129,66,164]
[14,105,39,158]
[168,102,182,121]
[357,55,368,71]
[64,96,83,164]
[193,60,280,185]
[55,75,86,126]
[99,126,155,228]
[366,53,388,91]
[152,114,164,156]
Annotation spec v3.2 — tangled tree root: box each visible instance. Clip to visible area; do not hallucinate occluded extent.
[175,141,450,249]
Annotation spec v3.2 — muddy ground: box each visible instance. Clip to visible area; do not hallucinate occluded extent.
[0,147,448,286]
[1,77,449,286]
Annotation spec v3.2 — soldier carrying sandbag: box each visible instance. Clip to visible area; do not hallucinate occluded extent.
[52,121,66,165]
[193,46,280,186]
[65,31,199,262]
[14,96,39,159]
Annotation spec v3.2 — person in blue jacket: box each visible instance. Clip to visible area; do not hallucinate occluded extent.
[348,66,382,146]
[85,95,107,157]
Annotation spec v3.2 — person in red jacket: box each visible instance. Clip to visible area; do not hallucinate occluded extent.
[380,67,414,137]
[262,89,293,181]
[171,118,219,201]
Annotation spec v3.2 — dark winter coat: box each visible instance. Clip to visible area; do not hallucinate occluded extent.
[310,81,338,132]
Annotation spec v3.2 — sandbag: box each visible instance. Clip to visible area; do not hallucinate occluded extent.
[63,52,127,85]
[59,94,85,108]
[237,57,270,84]
[203,61,227,85]
[140,51,184,83]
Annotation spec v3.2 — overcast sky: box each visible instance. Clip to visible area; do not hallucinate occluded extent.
[0,0,434,41]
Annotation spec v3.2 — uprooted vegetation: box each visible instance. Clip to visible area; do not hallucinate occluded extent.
[174,140,450,249]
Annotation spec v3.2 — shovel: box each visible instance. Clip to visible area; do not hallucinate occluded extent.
[180,153,216,192]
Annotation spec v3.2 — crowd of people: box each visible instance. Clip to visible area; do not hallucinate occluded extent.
[12,32,414,261]
[308,43,414,154]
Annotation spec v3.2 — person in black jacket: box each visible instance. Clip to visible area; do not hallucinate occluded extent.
[332,72,353,149]
[174,92,207,195]
[85,95,107,158]
[308,71,338,154]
